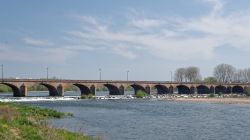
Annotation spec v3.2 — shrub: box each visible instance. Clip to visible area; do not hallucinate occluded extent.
[135,90,147,98]
[81,94,95,99]
[246,87,250,96]
[208,93,215,97]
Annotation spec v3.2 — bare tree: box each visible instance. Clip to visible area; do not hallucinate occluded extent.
[214,64,236,83]
[174,68,186,82]
[184,66,201,82]
[234,69,249,83]
[246,68,250,82]
[174,66,201,82]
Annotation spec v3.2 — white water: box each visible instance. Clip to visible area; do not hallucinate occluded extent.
[0,96,79,102]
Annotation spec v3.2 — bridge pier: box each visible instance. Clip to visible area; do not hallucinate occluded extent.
[12,85,27,97]
[145,86,150,94]
[119,86,124,95]
[90,85,96,95]
[19,84,27,97]
[57,84,64,96]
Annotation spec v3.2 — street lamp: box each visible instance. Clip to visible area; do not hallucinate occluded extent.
[46,67,49,81]
[99,68,102,80]
[170,71,172,82]
[126,70,129,81]
[1,64,3,82]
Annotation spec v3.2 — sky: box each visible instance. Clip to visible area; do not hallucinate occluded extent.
[1,0,250,81]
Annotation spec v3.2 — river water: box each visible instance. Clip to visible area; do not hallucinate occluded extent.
[1,92,250,140]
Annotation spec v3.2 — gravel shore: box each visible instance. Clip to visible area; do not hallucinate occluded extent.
[173,97,250,104]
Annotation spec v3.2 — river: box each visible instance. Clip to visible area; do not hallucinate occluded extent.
[1,92,250,140]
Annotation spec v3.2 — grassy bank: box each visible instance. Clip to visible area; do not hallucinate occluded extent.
[0,102,93,140]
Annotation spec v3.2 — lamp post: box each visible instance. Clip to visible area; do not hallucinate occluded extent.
[170,71,172,82]
[126,70,129,81]
[1,64,3,82]
[99,68,102,80]
[46,67,48,81]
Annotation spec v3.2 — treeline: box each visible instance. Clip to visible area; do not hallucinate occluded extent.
[174,63,250,83]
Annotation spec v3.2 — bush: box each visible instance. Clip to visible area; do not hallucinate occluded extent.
[246,87,250,96]
[208,93,215,97]
[135,90,147,98]
[81,94,95,99]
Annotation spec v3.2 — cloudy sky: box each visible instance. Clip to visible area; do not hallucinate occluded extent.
[1,0,250,81]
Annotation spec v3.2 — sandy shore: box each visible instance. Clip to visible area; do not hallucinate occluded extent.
[173,97,250,105]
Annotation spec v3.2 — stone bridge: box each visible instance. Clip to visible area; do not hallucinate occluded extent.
[1,79,249,97]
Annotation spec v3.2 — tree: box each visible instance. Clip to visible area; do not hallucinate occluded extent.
[204,76,217,84]
[184,66,201,82]
[174,66,201,82]
[174,68,186,82]
[213,64,236,83]
[233,69,248,83]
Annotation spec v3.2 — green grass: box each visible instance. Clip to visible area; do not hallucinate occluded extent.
[0,102,93,140]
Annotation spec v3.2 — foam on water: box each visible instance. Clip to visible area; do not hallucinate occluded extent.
[0,96,79,102]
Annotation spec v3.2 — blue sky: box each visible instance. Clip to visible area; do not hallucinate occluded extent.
[1,0,250,81]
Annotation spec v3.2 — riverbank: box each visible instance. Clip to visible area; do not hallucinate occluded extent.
[0,102,93,140]
[172,97,250,105]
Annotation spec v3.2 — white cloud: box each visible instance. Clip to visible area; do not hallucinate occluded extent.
[0,42,74,63]
[65,0,250,61]
[131,19,164,29]
[23,37,53,46]
[5,0,250,63]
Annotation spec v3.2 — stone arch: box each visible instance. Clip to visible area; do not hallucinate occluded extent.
[154,85,169,94]
[177,85,191,94]
[215,85,227,94]
[40,83,58,96]
[1,83,20,97]
[197,85,210,94]
[232,85,244,94]
[104,84,122,95]
[73,84,91,95]
[131,84,146,94]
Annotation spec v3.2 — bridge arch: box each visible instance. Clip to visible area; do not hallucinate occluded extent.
[73,84,91,95]
[131,84,147,94]
[215,85,227,94]
[1,83,20,97]
[197,85,210,94]
[154,85,169,94]
[104,84,123,95]
[232,85,244,94]
[40,83,58,96]
[177,85,191,94]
